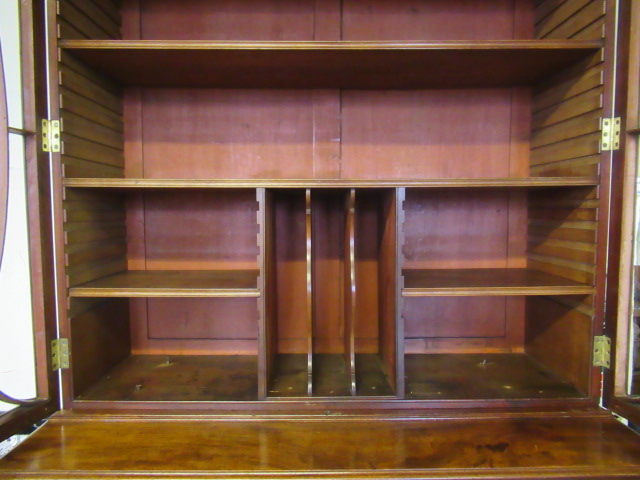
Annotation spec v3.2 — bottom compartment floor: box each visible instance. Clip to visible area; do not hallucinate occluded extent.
[76,355,258,402]
[405,353,584,400]
[2,413,639,478]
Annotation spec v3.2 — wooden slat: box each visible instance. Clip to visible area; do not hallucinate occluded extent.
[530,131,600,165]
[62,111,123,150]
[531,111,601,148]
[528,240,596,264]
[528,258,594,284]
[528,224,596,244]
[64,204,125,223]
[344,190,356,396]
[529,206,597,222]
[64,224,126,245]
[61,134,124,167]
[535,0,565,24]
[62,157,125,178]
[66,0,121,39]
[69,270,261,297]
[58,0,114,40]
[59,68,123,115]
[67,257,128,288]
[544,1,605,39]
[60,90,124,132]
[571,17,605,40]
[532,66,603,113]
[401,268,592,297]
[59,50,122,96]
[61,177,601,189]
[58,18,88,40]
[532,87,603,130]
[534,53,602,94]
[530,155,601,176]
[89,0,121,24]
[536,0,593,38]
[65,240,127,267]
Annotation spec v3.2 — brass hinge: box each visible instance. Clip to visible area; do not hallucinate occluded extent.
[593,335,611,368]
[600,117,621,151]
[42,119,61,153]
[51,338,70,371]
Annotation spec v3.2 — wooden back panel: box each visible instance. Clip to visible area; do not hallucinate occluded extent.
[402,189,526,354]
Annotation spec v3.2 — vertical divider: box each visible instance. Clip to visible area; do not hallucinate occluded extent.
[378,188,400,396]
[258,188,275,400]
[305,189,313,396]
[395,188,406,398]
[344,189,357,395]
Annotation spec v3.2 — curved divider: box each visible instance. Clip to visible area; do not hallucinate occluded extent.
[344,189,356,396]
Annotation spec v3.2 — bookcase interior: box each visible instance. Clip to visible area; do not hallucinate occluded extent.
[57,0,604,405]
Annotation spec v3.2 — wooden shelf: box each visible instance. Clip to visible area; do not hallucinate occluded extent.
[62,177,600,189]
[69,270,260,298]
[60,40,601,89]
[402,268,593,297]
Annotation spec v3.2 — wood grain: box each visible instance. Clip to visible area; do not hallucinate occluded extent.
[402,268,593,296]
[59,40,600,89]
[62,177,600,188]
[2,415,640,477]
[69,270,260,297]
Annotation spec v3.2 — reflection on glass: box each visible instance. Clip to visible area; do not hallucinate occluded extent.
[633,151,640,396]
[0,135,36,413]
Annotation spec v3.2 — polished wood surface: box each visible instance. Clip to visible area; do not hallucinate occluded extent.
[69,270,260,297]
[63,177,600,187]
[402,268,593,296]
[1,414,639,478]
[76,354,258,402]
[59,39,600,89]
[405,353,582,400]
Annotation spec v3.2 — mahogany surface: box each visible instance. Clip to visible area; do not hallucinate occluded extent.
[1,414,639,479]
[405,353,582,400]
[402,268,593,296]
[60,40,600,89]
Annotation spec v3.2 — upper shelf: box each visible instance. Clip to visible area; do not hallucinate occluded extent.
[59,40,602,89]
[69,270,260,298]
[402,268,593,297]
[62,177,599,189]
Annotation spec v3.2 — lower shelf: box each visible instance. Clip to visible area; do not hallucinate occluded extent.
[77,355,258,402]
[405,353,583,400]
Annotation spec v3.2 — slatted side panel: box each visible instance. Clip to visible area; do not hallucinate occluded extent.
[57,0,122,40]
[529,0,605,393]
[58,50,125,179]
[532,0,605,178]
[529,0,605,293]
[63,189,128,289]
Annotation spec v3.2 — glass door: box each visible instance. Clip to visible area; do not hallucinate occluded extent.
[0,0,59,443]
